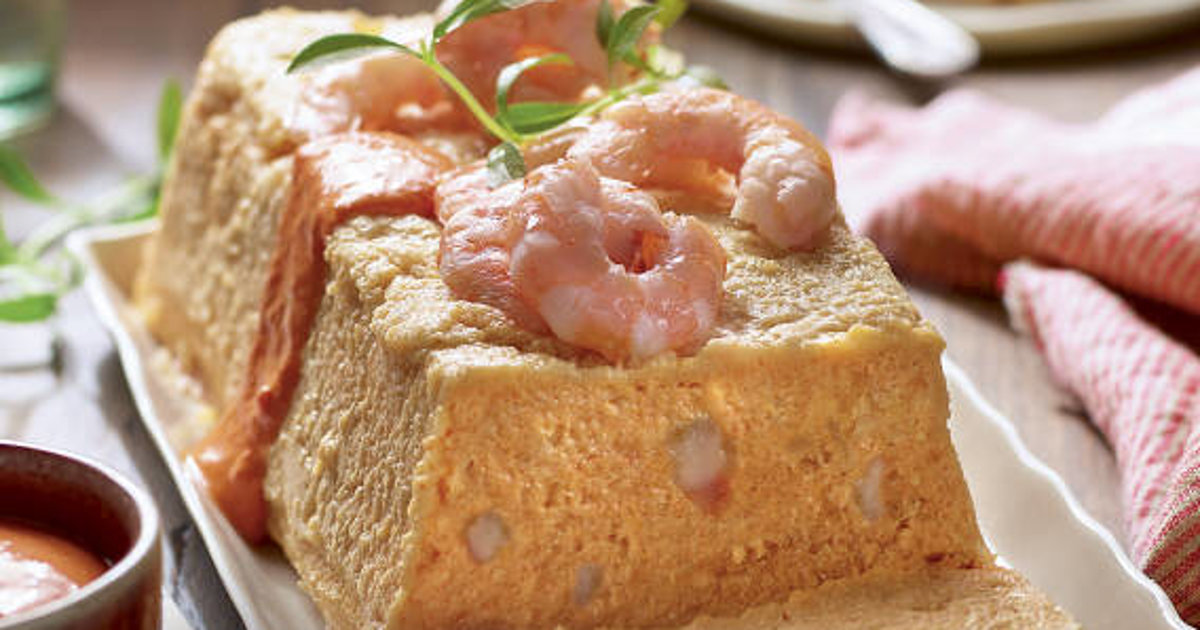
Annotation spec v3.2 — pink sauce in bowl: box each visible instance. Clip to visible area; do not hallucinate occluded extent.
[0,442,160,629]
[0,520,107,619]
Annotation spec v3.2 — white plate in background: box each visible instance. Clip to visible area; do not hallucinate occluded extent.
[691,0,1200,56]
[70,221,1187,630]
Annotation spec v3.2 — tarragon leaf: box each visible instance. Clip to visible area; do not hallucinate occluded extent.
[0,78,185,323]
[506,102,587,135]
[487,141,527,187]
[0,144,55,205]
[0,292,57,323]
[286,33,416,74]
[654,0,688,29]
[619,51,653,75]
[0,263,60,323]
[434,0,533,41]
[0,216,17,265]
[605,5,659,74]
[157,80,182,165]
[111,179,160,224]
[495,53,574,131]
[596,0,615,47]
[120,192,161,223]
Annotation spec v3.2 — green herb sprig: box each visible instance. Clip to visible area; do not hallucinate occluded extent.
[287,0,722,186]
[0,80,182,322]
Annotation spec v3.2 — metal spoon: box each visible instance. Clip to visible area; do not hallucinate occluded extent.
[840,0,981,80]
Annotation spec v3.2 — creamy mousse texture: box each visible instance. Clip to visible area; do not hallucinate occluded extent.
[135,8,1077,630]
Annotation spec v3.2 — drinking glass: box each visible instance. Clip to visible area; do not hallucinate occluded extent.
[0,0,65,139]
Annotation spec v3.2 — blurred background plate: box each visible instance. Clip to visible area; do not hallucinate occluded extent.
[691,0,1200,56]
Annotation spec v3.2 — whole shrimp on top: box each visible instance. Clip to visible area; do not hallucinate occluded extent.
[285,0,837,364]
[290,0,633,138]
[438,87,837,363]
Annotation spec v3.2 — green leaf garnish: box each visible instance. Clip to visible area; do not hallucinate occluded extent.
[119,191,161,224]
[0,291,58,323]
[286,10,530,144]
[283,0,700,191]
[596,0,615,48]
[286,33,417,74]
[0,144,55,205]
[0,216,18,265]
[654,0,688,30]
[435,0,533,41]
[505,102,588,135]
[149,79,183,220]
[0,79,180,323]
[487,141,527,186]
[0,262,62,323]
[495,53,575,133]
[605,5,659,75]
[157,80,183,165]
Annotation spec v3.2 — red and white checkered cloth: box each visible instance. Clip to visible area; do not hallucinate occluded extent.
[829,67,1200,621]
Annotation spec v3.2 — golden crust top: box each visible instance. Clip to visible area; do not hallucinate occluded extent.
[323,212,936,370]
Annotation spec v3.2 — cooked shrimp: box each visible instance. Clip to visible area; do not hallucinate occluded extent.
[290,49,459,137]
[568,87,838,250]
[436,165,548,332]
[292,1,638,138]
[436,0,640,106]
[437,158,726,362]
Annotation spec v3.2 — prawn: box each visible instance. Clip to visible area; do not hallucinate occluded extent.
[435,0,632,106]
[289,48,459,138]
[291,0,638,139]
[568,87,838,250]
[437,158,726,363]
[436,164,547,333]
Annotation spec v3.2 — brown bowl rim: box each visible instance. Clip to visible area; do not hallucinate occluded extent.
[0,441,160,628]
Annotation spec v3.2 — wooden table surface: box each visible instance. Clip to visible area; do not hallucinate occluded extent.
[3,1,1198,627]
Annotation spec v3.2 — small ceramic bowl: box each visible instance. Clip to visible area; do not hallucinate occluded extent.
[0,441,161,629]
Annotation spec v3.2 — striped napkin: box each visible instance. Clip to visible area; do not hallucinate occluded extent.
[828,67,1200,621]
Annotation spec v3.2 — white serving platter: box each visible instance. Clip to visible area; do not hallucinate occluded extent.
[70,221,1188,630]
[691,0,1200,56]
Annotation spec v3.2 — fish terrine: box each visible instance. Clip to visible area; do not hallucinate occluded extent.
[135,7,1073,629]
